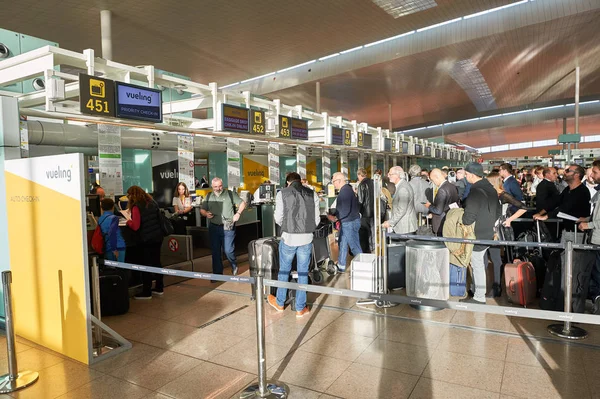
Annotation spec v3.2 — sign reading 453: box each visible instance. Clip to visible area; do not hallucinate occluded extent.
[278,115,291,138]
[79,73,116,117]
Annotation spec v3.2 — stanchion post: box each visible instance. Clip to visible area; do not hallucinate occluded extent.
[240,260,288,398]
[548,240,588,339]
[91,257,103,352]
[0,271,39,393]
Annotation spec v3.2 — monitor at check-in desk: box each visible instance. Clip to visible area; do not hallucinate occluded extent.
[86,194,101,217]
[258,184,276,201]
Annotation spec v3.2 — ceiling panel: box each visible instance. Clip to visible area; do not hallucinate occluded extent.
[268,9,600,128]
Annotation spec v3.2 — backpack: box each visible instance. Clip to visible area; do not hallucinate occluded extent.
[158,207,174,236]
[91,217,110,254]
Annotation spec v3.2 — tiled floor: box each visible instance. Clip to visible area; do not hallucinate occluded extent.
[4,261,600,399]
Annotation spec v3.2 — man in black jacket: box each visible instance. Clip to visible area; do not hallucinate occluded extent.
[357,168,374,253]
[535,167,561,213]
[425,168,459,235]
[461,163,501,303]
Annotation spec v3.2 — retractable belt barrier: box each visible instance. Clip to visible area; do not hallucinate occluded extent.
[104,234,600,325]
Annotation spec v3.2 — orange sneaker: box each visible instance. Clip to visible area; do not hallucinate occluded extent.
[296,307,310,318]
[267,295,284,312]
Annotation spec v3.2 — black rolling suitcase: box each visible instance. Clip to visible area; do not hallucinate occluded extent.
[98,266,130,316]
[387,242,406,289]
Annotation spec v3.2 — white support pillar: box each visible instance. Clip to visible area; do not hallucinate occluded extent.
[0,97,22,310]
[100,10,113,61]
[227,138,241,189]
[316,81,321,113]
[297,145,307,179]
[268,143,280,185]
[357,151,364,170]
[322,150,332,185]
[340,150,348,177]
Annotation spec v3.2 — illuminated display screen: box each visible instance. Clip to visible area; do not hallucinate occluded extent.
[222,104,250,133]
[401,141,409,154]
[331,127,344,145]
[344,129,352,146]
[425,147,431,157]
[362,133,372,149]
[415,144,422,155]
[115,82,162,123]
[384,138,393,152]
[291,117,308,140]
[435,149,441,158]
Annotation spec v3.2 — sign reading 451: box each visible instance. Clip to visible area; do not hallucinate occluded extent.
[79,73,116,117]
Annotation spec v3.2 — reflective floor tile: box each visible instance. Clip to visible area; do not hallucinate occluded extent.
[0,347,65,375]
[278,307,344,330]
[140,393,173,399]
[169,328,244,360]
[91,342,164,374]
[210,340,292,374]
[159,362,253,399]
[325,312,388,338]
[505,338,585,374]
[437,328,509,360]
[102,313,158,337]
[126,320,198,349]
[268,350,352,392]
[378,319,447,348]
[109,351,202,391]
[300,328,375,361]
[395,306,457,324]
[423,350,504,392]
[202,312,262,338]
[501,361,590,399]
[169,304,237,327]
[230,383,324,399]
[326,362,419,399]
[451,312,516,334]
[263,320,328,350]
[56,374,152,399]
[355,339,432,376]
[12,360,103,399]
[408,377,500,399]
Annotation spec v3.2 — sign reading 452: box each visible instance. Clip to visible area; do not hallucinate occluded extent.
[79,73,116,117]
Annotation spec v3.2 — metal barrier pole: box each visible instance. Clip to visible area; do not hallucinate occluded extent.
[0,271,39,393]
[91,257,103,353]
[548,240,588,339]
[240,275,288,398]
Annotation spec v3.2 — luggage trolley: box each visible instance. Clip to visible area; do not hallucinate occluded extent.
[313,216,337,278]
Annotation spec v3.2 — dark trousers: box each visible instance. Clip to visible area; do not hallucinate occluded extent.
[208,223,237,274]
[359,217,374,253]
[488,247,503,286]
[140,240,163,295]
[589,251,600,299]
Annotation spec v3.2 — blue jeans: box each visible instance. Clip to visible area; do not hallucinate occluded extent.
[105,248,126,262]
[208,223,236,274]
[276,240,311,311]
[338,218,362,269]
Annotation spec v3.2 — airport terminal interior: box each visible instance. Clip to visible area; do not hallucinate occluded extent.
[1,0,600,398]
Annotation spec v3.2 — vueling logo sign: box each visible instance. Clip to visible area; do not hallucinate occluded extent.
[46,165,72,182]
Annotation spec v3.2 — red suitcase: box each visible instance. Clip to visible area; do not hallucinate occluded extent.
[504,260,536,307]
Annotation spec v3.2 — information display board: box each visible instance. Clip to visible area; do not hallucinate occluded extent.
[291,117,308,140]
[279,115,291,138]
[331,126,344,145]
[344,129,352,146]
[415,143,422,156]
[425,146,431,157]
[435,148,441,158]
[401,141,409,154]
[115,82,162,123]
[250,109,266,135]
[222,104,250,133]
[383,138,393,152]
[363,133,372,150]
[79,74,116,117]
[443,150,448,159]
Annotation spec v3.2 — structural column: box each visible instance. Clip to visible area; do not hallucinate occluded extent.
[100,10,113,60]
[0,96,20,315]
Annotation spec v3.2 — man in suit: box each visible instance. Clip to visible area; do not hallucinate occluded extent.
[535,167,561,214]
[425,168,460,235]
[383,166,417,234]
[499,163,524,215]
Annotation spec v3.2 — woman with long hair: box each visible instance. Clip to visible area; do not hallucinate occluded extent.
[125,185,165,299]
[486,172,527,297]
[172,182,193,234]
